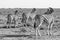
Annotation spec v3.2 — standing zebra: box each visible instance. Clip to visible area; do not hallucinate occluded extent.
[38,7,54,36]
[34,7,54,38]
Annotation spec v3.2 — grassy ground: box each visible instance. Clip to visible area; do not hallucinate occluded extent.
[0,8,60,40]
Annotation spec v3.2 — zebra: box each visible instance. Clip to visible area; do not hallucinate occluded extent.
[34,7,54,38]
[42,7,54,36]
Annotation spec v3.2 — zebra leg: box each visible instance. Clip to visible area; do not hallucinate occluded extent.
[48,23,53,36]
[50,24,53,36]
[38,29,41,36]
[50,22,54,36]
[36,28,38,39]
[49,19,54,36]
[36,24,42,37]
[37,20,43,36]
[47,24,50,36]
[35,28,41,39]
